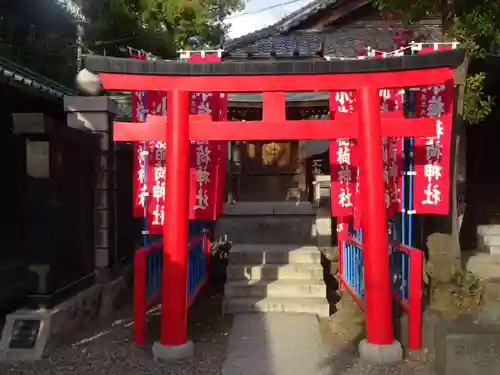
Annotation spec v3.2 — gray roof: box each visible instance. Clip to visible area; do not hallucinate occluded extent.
[223,0,442,57]
[224,0,342,53]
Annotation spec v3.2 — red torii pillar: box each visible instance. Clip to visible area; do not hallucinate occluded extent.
[80,48,464,363]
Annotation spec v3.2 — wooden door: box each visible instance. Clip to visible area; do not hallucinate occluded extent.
[238,140,305,201]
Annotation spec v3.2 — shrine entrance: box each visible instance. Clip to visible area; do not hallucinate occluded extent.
[81,48,465,361]
[238,139,304,201]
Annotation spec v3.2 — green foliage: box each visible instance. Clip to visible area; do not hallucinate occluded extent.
[83,0,243,58]
[374,0,500,124]
[463,72,494,124]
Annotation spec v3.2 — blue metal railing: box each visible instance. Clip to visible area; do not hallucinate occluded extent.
[145,244,163,300]
[187,220,211,300]
[341,226,365,307]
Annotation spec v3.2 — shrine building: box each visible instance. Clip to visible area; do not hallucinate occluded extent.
[220,0,444,203]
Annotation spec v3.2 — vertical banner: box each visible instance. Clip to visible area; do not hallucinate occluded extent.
[412,80,453,214]
[144,91,167,233]
[329,92,357,218]
[373,53,403,218]
[411,44,455,215]
[146,141,166,233]
[129,51,148,217]
[329,86,402,222]
[214,93,229,216]
[188,52,225,220]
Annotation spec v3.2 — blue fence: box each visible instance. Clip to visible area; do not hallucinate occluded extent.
[133,219,213,344]
[341,227,365,306]
[145,245,163,301]
[187,220,211,301]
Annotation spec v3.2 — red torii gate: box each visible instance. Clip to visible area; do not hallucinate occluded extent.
[81,49,465,361]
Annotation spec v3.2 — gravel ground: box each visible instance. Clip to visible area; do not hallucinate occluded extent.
[318,315,437,375]
[0,285,436,375]
[0,286,232,375]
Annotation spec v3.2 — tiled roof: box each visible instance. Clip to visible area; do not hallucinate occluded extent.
[224,0,442,57]
[0,55,76,99]
[224,0,342,53]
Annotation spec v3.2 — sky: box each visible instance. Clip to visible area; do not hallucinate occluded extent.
[225,0,312,39]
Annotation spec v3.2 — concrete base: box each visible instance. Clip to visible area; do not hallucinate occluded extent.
[358,339,403,364]
[0,310,51,362]
[152,340,194,362]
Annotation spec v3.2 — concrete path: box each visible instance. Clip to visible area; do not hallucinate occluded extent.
[222,313,330,375]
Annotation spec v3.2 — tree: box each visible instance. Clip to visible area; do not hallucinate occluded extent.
[82,0,243,58]
[374,0,500,124]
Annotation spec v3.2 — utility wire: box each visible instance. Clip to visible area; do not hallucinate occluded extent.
[225,0,306,20]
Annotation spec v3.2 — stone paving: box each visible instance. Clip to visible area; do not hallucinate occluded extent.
[0,286,437,375]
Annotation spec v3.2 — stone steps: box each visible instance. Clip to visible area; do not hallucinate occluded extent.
[466,253,500,280]
[229,244,322,265]
[224,243,329,317]
[225,279,326,298]
[226,263,324,281]
[477,225,500,255]
[222,297,330,317]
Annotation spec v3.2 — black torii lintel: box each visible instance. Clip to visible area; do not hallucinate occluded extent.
[82,49,466,76]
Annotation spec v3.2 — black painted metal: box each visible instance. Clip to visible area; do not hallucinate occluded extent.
[114,143,143,265]
[83,48,466,76]
[22,126,99,308]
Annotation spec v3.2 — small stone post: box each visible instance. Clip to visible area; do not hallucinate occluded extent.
[64,96,121,280]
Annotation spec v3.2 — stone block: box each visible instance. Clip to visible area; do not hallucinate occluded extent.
[480,245,500,255]
[95,228,109,248]
[478,225,500,236]
[64,96,121,117]
[475,278,500,325]
[95,209,109,230]
[466,254,500,280]
[95,248,109,268]
[426,233,461,283]
[216,215,315,245]
[480,235,500,247]
[95,190,108,209]
[435,317,500,375]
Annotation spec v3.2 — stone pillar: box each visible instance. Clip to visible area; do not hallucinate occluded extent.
[64,96,121,279]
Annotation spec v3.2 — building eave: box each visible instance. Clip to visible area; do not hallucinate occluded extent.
[0,56,77,100]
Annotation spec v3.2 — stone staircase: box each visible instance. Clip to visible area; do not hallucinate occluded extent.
[477,224,500,255]
[223,244,330,317]
[217,201,332,318]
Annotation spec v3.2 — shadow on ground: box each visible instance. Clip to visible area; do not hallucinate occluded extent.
[0,284,233,375]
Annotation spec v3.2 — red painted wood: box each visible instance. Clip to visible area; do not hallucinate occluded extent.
[99,68,453,92]
[408,249,423,350]
[114,116,438,141]
[263,92,286,121]
[160,90,190,346]
[357,85,393,345]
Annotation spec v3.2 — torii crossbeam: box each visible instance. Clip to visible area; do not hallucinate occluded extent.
[82,48,466,362]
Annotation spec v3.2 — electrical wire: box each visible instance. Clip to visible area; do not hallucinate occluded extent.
[225,0,306,20]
